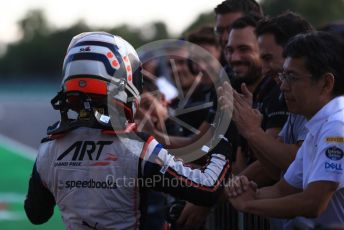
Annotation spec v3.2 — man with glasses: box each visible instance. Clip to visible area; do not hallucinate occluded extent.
[226,32,344,229]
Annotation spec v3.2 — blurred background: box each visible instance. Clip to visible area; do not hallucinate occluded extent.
[0,0,343,229]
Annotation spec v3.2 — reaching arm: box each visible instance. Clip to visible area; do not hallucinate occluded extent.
[247,142,282,181]
[255,177,301,199]
[265,127,281,139]
[239,160,277,187]
[230,179,338,219]
[24,163,56,224]
[136,103,212,149]
[149,121,212,149]
[139,134,231,206]
[218,81,299,171]
[232,93,299,170]
[244,127,300,171]
[231,146,248,175]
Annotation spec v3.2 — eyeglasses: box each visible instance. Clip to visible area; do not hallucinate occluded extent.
[278,72,312,85]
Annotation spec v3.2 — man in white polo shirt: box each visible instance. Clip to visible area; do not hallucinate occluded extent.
[224,31,344,228]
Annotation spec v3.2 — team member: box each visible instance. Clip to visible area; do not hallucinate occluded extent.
[174,26,224,229]
[223,12,314,184]
[219,11,313,229]
[226,32,344,228]
[214,0,264,80]
[224,16,288,174]
[24,32,231,230]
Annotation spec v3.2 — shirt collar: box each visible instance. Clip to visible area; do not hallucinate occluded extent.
[305,96,344,135]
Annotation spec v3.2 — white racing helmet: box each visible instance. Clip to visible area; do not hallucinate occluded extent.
[61,31,142,122]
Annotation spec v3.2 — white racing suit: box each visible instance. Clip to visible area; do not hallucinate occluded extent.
[25,127,230,230]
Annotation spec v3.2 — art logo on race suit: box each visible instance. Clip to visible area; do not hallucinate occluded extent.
[57,141,113,161]
[55,141,118,167]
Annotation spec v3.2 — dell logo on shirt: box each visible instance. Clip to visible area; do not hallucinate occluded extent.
[325,162,343,171]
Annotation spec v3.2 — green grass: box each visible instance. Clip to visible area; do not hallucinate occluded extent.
[0,145,65,230]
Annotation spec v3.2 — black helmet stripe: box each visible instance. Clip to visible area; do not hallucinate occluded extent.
[70,41,123,67]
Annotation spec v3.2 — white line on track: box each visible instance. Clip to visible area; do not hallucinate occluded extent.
[0,134,36,161]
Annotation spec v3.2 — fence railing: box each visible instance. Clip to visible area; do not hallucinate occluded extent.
[205,202,270,230]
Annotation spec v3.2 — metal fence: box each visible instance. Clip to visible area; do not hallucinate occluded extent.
[206,202,270,230]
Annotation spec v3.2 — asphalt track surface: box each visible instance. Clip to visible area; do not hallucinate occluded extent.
[0,86,59,150]
[0,84,65,229]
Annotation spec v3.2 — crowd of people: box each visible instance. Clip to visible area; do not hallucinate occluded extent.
[24,0,344,229]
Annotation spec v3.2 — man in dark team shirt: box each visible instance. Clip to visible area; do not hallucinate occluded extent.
[224,15,289,172]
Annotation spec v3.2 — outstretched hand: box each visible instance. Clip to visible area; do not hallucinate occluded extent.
[224,175,257,212]
[225,175,257,198]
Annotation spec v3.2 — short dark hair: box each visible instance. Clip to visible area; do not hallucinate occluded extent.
[214,0,263,18]
[187,26,220,47]
[283,32,344,96]
[231,14,261,30]
[320,21,344,39]
[255,11,314,47]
